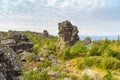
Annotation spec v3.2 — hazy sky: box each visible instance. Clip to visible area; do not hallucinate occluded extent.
[0,0,120,36]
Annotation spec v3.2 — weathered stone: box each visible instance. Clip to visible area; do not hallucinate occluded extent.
[83,37,92,45]
[80,66,102,80]
[19,51,40,62]
[0,72,6,80]
[0,44,21,80]
[64,77,72,80]
[43,30,49,38]
[33,55,40,61]
[0,31,33,54]
[48,71,59,77]
[57,20,79,50]
[113,71,120,76]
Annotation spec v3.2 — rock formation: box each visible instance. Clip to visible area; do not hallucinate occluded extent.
[83,37,92,45]
[57,20,79,50]
[43,30,49,38]
[0,31,33,54]
[0,43,21,80]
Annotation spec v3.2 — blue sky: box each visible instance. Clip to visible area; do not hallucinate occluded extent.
[0,0,120,36]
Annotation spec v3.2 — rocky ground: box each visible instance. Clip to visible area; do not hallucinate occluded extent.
[0,20,120,80]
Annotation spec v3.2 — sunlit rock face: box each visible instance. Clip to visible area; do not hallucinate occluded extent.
[0,44,21,80]
[57,20,79,50]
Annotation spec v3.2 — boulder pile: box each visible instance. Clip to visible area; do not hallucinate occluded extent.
[0,31,33,54]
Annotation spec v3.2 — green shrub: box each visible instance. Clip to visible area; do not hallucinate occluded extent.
[89,44,101,56]
[58,46,70,60]
[75,56,120,70]
[26,54,34,62]
[20,69,49,80]
[70,41,88,57]
[103,70,118,80]
[80,74,94,80]
[37,60,52,69]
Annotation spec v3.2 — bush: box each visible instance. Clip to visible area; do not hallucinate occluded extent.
[26,53,34,62]
[58,46,70,60]
[20,69,49,80]
[74,56,120,70]
[89,44,101,56]
[58,41,88,60]
[103,70,118,80]
[70,41,88,57]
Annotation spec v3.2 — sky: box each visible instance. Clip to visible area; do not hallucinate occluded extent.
[0,0,120,36]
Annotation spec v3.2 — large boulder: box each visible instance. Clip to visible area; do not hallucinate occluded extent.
[57,20,79,50]
[0,44,21,80]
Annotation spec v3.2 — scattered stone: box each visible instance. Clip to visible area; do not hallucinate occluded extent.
[80,66,102,80]
[113,71,120,76]
[57,20,79,50]
[33,55,40,61]
[48,71,59,77]
[19,51,40,62]
[19,51,31,62]
[40,57,45,62]
[51,59,57,66]
[66,62,71,67]
[64,77,72,80]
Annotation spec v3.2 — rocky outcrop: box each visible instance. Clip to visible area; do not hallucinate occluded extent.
[57,20,79,50]
[83,37,92,45]
[0,31,33,54]
[43,30,49,38]
[0,44,21,80]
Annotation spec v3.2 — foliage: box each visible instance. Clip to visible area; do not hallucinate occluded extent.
[20,69,49,80]
[70,41,88,57]
[58,41,88,60]
[103,70,118,80]
[25,32,58,54]
[74,56,120,70]
[80,74,94,80]
[89,43,101,56]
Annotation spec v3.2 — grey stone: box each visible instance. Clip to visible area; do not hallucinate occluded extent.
[0,31,33,54]
[57,20,79,50]
[48,71,59,77]
[83,37,92,45]
[0,44,21,80]
[0,72,6,80]
[80,67,102,80]
[64,77,72,80]
[43,30,49,38]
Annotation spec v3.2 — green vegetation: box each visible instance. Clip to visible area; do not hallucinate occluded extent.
[25,32,58,54]
[0,31,7,37]
[18,32,120,80]
[103,70,118,80]
[73,56,120,70]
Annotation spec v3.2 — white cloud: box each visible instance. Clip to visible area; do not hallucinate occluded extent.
[0,0,120,35]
